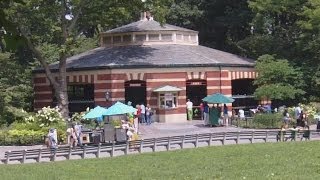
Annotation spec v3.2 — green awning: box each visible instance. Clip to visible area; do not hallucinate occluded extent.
[153,85,183,92]
[202,93,234,104]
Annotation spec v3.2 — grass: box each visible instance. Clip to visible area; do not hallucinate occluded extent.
[1,141,320,180]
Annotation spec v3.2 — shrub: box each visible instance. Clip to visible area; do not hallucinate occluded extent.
[110,119,121,128]
[252,113,282,128]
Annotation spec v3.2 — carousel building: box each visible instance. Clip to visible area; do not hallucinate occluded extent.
[33,13,257,123]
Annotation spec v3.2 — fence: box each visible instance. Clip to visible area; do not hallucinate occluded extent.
[1,129,319,165]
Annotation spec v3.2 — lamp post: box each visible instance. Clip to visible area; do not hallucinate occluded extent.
[105,91,111,101]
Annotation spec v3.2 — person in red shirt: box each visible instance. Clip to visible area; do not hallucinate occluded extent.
[200,102,204,120]
[136,104,142,123]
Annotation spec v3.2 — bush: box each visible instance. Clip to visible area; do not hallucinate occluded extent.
[110,119,121,128]
[0,106,68,145]
[252,113,282,128]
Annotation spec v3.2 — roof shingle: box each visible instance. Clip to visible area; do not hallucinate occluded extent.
[42,44,254,72]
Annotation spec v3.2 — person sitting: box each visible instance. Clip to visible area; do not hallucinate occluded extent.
[121,120,130,130]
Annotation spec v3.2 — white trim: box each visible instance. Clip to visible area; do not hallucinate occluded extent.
[207,86,232,90]
[206,77,231,81]
[146,78,185,82]
[95,80,125,83]
[147,96,186,101]
[147,87,186,91]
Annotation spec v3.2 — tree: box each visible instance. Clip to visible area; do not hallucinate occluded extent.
[2,0,170,120]
[253,54,305,102]
[0,53,32,124]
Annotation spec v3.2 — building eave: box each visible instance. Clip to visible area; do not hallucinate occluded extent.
[32,63,255,74]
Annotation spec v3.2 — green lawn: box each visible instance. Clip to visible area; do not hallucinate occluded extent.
[1,141,320,180]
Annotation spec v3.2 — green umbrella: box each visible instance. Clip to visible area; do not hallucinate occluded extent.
[83,106,108,120]
[202,93,234,104]
[102,101,137,116]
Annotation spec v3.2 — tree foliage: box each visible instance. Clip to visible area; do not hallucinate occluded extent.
[1,0,170,121]
[253,54,305,101]
[0,53,32,125]
[1,0,320,125]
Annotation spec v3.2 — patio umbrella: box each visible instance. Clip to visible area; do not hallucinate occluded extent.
[102,101,137,116]
[202,93,235,104]
[83,106,108,120]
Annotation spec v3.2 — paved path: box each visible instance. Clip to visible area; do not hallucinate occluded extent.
[139,120,252,139]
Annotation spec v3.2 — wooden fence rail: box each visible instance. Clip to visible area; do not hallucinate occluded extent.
[1,130,318,165]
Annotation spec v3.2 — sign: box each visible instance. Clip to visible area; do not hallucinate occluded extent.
[164,93,174,100]
[129,83,141,87]
[190,82,203,85]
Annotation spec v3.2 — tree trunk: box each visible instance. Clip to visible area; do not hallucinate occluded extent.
[57,55,69,120]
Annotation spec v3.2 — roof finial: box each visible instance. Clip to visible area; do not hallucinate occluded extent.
[140,12,147,21]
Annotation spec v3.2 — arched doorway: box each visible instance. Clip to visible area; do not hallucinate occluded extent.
[125,80,146,107]
[186,79,207,119]
[232,78,258,113]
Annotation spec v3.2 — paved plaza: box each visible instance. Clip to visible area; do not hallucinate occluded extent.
[138,120,245,139]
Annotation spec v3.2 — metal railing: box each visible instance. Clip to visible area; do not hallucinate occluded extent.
[1,129,319,164]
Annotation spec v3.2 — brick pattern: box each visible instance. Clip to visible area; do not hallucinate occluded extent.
[32,69,256,116]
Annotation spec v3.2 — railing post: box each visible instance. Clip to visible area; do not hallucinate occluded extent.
[309,130,312,141]
[208,133,213,146]
[237,131,240,144]
[81,144,87,159]
[111,142,115,157]
[37,148,42,162]
[67,146,72,160]
[294,131,297,141]
[167,137,171,151]
[222,132,226,145]
[181,135,185,149]
[280,131,284,142]
[265,130,269,143]
[125,141,129,155]
[5,151,10,164]
[237,118,239,127]
[251,131,255,143]
[96,143,101,158]
[139,139,144,153]
[195,134,199,147]
[153,138,157,152]
[21,149,27,164]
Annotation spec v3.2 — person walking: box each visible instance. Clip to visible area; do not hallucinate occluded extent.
[47,128,57,150]
[186,99,193,121]
[203,102,209,126]
[283,108,291,128]
[75,122,83,147]
[200,102,204,120]
[223,104,229,126]
[135,104,141,123]
[146,104,152,125]
[140,103,146,124]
